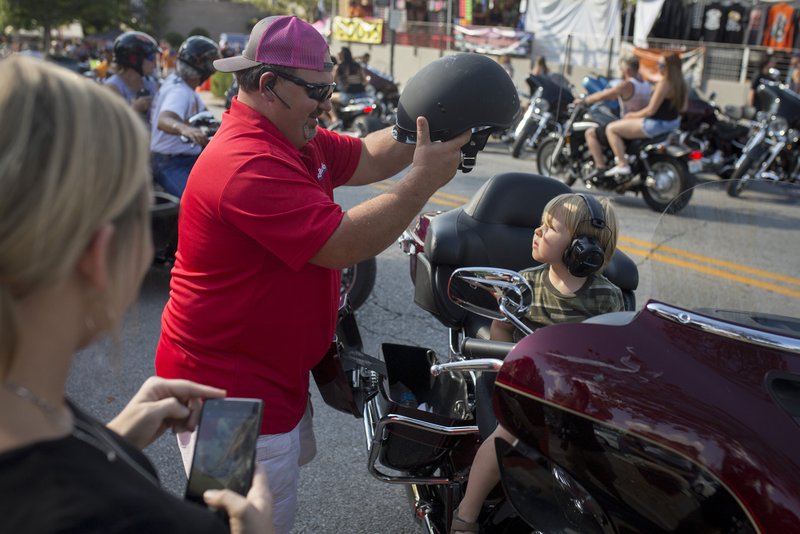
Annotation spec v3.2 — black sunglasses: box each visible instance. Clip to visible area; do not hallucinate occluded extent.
[273,71,336,102]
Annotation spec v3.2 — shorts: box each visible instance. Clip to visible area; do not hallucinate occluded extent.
[642,117,680,138]
[177,400,317,534]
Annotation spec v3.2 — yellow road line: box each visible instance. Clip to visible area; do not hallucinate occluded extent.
[618,244,800,299]
[619,235,800,288]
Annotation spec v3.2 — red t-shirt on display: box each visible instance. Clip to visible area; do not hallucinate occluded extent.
[155,97,362,434]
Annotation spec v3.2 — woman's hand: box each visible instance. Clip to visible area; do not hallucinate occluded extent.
[107,376,225,449]
[204,465,274,534]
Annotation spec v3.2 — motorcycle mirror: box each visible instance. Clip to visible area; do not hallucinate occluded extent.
[448,267,532,326]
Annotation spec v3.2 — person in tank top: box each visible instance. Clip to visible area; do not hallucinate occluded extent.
[583,56,653,173]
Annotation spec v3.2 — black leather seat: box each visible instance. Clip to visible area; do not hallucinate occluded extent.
[412,172,639,338]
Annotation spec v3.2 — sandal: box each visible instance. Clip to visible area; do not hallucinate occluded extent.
[449,507,480,533]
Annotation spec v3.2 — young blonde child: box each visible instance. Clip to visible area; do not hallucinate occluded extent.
[451,193,623,533]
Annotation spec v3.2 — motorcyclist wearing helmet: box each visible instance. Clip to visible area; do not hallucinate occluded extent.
[150,35,221,197]
[105,31,159,118]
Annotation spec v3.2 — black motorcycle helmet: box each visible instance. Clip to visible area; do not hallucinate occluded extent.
[112,31,159,76]
[393,53,519,172]
[178,36,221,83]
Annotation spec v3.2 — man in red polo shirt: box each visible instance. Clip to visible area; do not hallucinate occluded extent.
[155,15,470,533]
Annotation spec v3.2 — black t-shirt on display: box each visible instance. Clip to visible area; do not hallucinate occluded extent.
[0,402,228,534]
[703,2,726,42]
[723,3,748,43]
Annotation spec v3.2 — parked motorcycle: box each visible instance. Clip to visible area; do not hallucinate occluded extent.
[339,257,378,311]
[727,82,800,197]
[436,179,800,532]
[537,101,696,213]
[679,88,751,180]
[510,74,574,158]
[313,173,640,533]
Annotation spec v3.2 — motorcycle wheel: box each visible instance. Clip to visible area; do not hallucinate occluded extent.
[340,257,377,310]
[537,137,576,186]
[511,121,536,158]
[726,154,755,198]
[642,155,695,214]
[352,115,383,138]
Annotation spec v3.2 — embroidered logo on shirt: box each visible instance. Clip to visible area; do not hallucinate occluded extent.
[317,163,328,181]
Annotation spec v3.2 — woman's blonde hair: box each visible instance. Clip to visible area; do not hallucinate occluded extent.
[0,56,151,376]
[663,52,687,113]
[542,193,618,268]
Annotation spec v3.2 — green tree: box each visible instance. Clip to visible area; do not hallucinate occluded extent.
[0,0,166,45]
[1,0,73,45]
[236,0,317,21]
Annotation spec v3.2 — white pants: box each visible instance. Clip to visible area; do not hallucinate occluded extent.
[178,401,317,534]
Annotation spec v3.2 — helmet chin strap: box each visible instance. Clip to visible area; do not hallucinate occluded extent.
[458,128,493,173]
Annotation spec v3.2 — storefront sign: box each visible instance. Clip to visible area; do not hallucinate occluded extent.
[332,17,385,44]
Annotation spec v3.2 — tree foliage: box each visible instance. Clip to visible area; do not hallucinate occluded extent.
[0,0,167,43]
[236,0,319,21]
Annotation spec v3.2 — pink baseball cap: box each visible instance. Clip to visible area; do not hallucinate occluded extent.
[213,16,333,73]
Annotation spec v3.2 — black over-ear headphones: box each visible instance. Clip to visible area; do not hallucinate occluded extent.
[562,194,607,278]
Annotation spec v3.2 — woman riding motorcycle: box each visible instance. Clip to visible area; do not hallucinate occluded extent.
[328,47,368,129]
[602,52,688,178]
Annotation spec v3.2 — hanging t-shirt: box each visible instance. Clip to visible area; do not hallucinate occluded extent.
[650,0,687,40]
[722,2,748,44]
[686,0,708,41]
[746,5,768,45]
[703,2,726,42]
[763,2,796,49]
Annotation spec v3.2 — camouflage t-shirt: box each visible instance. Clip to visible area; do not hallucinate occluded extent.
[520,264,624,330]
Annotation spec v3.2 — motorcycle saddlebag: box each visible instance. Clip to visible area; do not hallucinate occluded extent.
[374,343,477,474]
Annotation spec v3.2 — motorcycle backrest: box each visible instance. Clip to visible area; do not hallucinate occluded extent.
[525,75,574,121]
[413,172,639,334]
[755,82,800,124]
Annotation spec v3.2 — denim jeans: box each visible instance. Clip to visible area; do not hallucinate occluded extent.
[151,153,200,197]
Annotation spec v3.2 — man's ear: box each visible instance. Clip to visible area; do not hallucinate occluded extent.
[77,224,115,291]
[260,71,276,93]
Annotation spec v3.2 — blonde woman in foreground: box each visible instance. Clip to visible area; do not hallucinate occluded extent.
[0,55,272,534]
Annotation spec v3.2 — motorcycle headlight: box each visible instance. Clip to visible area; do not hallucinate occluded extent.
[536,98,550,113]
[768,117,789,137]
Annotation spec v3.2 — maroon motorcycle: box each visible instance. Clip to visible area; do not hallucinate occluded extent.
[437,178,800,533]
[318,174,800,533]
[315,172,639,533]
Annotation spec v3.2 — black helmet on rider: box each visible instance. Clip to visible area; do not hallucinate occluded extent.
[177,36,221,84]
[112,31,159,76]
[393,54,520,172]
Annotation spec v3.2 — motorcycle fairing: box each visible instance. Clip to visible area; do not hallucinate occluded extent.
[492,301,800,532]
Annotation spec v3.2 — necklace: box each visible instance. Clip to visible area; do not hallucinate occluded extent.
[2,381,72,432]
[3,381,160,487]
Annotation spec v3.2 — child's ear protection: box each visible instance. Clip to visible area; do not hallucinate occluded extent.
[562,194,607,277]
